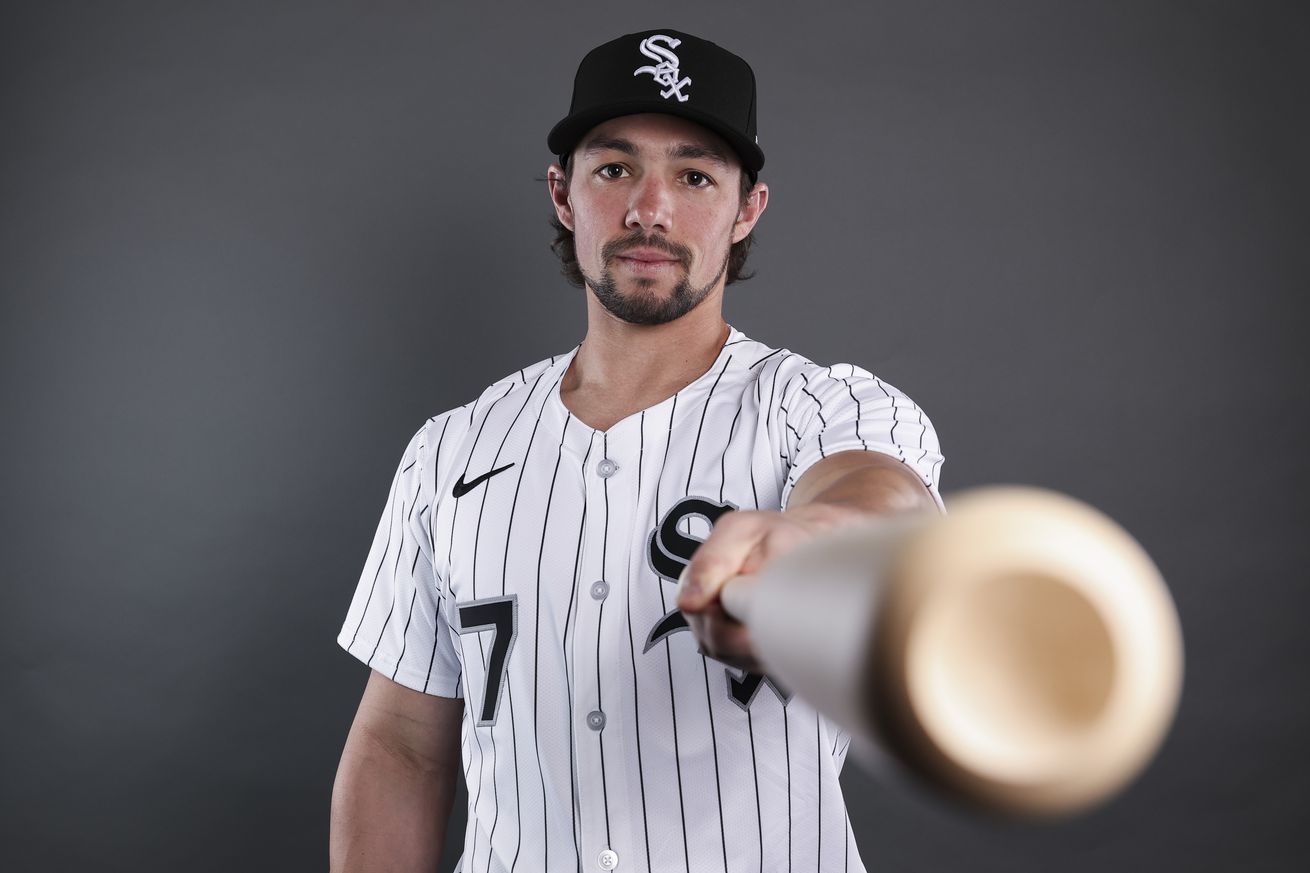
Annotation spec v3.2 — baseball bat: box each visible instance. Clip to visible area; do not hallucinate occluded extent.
[717,486,1183,818]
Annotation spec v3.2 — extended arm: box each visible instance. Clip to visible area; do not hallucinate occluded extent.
[677,450,938,671]
[330,671,464,873]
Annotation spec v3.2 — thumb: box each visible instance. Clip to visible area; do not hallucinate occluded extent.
[677,561,727,612]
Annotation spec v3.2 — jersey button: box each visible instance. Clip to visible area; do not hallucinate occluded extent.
[597,848,619,870]
[586,710,606,731]
[597,458,619,478]
[590,580,609,600]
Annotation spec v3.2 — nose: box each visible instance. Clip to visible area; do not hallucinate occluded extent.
[625,174,673,233]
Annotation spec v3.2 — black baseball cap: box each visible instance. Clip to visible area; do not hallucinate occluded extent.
[547,28,764,181]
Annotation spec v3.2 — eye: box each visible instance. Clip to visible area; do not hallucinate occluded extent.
[597,164,629,180]
[683,170,713,189]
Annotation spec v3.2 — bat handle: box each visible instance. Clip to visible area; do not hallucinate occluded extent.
[677,566,756,623]
[719,574,756,623]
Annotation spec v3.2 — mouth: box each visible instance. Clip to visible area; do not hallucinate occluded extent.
[614,247,683,271]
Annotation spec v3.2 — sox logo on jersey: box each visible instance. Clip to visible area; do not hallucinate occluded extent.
[644,496,793,709]
[339,325,945,873]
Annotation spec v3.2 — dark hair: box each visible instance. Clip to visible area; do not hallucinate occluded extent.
[549,158,758,288]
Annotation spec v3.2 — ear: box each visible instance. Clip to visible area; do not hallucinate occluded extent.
[547,163,574,231]
[732,180,769,244]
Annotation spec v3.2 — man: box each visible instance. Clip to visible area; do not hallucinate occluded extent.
[331,28,944,873]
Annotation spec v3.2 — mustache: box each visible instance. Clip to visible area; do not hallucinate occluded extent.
[602,233,692,268]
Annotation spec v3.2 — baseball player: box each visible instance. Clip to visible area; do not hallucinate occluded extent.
[331,28,944,873]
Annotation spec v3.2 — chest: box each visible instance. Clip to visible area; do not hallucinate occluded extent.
[432,387,786,617]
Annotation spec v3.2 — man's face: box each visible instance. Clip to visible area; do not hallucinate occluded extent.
[549,113,767,326]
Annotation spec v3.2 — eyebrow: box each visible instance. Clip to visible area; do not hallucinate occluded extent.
[668,143,731,166]
[580,136,731,167]
[581,136,637,157]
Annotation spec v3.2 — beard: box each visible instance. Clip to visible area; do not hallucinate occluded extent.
[580,231,730,326]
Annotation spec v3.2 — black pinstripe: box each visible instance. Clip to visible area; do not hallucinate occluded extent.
[626,412,654,872]
[845,808,850,872]
[916,408,929,466]
[454,382,516,872]
[475,374,547,873]
[654,394,692,873]
[563,438,595,873]
[719,404,744,501]
[366,474,427,668]
[423,415,455,693]
[816,713,822,871]
[390,588,418,681]
[840,377,868,451]
[534,412,575,873]
[766,354,797,465]
[749,347,783,369]
[349,463,403,648]
[596,433,614,847]
[784,711,792,873]
[777,405,804,452]
[684,355,732,493]
[720,402,763,872]
[687,354,733,871]
[798,372,828,458]
[501,369,560,872]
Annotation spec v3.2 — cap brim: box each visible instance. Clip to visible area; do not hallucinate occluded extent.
[548,101,764,177]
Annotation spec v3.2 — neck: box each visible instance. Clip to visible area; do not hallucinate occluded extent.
[559,289,731,430]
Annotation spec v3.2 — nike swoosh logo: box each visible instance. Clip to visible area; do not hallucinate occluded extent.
[452,463,515,498]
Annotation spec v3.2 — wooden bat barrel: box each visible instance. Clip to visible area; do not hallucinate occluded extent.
[719,486,1183,817]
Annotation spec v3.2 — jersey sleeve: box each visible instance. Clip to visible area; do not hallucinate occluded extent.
[775,361,946,512]
[337,419,464,698]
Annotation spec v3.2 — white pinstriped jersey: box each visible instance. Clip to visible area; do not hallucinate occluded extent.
[338,325,944,873]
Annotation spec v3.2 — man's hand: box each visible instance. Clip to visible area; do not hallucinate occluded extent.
[675,450,938,673]
[676,502,867,672]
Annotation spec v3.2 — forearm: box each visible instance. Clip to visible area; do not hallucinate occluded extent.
[786,451,937,520]
[330,724,460,873]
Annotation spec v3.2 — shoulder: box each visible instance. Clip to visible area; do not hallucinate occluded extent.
[467,348,572,420]
[742,341,864,400]
[715,328,797,386]
[725,330,849,380]
[752,343,916,404]
[485,350,571,396]
[721,331,888,405]
[408,347,574,466]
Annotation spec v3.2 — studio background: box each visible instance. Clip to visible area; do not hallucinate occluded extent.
[2,1,1305,870]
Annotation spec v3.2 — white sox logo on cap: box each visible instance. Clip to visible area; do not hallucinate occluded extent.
[548,29,765,178]
[633,34,691,102]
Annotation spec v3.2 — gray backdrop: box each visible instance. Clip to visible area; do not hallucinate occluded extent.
[2,1,1305,870]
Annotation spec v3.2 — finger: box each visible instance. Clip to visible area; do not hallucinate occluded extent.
[678,511,770,610]
[688,601,759,669]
